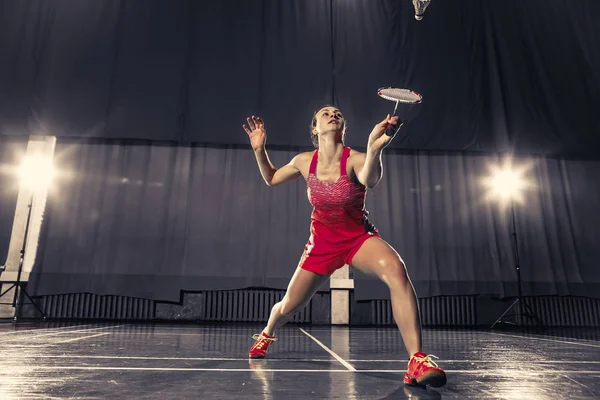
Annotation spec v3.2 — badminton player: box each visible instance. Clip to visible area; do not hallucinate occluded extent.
[242,106,446,388]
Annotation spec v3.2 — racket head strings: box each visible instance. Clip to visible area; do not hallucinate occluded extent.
[377,87,423,104]
[377,87,422,137]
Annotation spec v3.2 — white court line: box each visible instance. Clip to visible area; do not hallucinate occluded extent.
[55,333,112,343]
[0,366,330,373]
[136,327,268,331]
[6,354,600,365]
[561,374,592,390]
[299,328,356,371]
[110,332,308,338]
[356,370,600,375]
[16,355,333,362]
[483,331,600,349]
[348,359,600,364]
[0,323,96,336]
[16,366,600,374]
[0,324,126,342]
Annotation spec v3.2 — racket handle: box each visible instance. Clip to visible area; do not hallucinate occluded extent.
[385,123,398,137]
[385,124,395,136]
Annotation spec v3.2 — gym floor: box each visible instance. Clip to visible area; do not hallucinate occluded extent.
[0,322,598,399]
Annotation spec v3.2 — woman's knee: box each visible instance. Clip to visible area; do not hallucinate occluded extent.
[279,296,307,317]
[378,258,409,287]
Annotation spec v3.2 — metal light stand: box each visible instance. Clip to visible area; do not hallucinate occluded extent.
[0,195,46,321]
[490,201,544,329]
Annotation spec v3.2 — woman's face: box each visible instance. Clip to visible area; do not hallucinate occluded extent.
[313,107,345,135]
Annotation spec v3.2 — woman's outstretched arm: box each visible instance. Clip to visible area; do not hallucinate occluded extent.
[244,115,302,187]
[355,114,401,188]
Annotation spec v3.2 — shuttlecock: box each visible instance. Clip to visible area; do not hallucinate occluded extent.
[413,0,431,21]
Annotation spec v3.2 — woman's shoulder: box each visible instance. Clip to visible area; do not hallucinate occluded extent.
[347,148,366,163]
[348,148,364,157]
[296,150,316,161]
[298,150,316,159]
[290,150,316,169]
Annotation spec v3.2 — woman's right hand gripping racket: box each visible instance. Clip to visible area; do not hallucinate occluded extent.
[377,87,423,137]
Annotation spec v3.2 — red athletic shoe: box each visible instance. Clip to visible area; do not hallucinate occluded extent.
[249,332,277,359]
[403,352,447,387]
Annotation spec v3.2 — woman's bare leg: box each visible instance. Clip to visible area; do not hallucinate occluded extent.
[263,266,330,336]
[351,237,422,356]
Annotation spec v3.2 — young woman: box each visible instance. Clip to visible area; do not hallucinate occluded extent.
[242,106,446,388]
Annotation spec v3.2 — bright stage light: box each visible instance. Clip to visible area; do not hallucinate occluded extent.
[483,157,544,328]
[18,154,55,191]
[482,157,533,205]
[487,168,525,200]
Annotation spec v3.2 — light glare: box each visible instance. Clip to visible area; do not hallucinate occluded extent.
[19,155,55,191]
[482,157,534,206]
[488,168,525,200]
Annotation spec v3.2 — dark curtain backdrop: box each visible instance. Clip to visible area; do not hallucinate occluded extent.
[0,137,28,266]
[1,0,599,156]
[354,151,600,300]
[28,141,600,301]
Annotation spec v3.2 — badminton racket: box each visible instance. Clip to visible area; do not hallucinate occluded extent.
[377,87,423,136]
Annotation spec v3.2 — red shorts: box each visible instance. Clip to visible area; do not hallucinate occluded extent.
[298,231,380,275]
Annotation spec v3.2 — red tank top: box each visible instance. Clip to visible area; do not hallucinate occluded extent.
[307,146,377,244]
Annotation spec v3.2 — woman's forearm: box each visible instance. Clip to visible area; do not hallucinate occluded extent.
[254,147,277,185]
[360,147,384,188]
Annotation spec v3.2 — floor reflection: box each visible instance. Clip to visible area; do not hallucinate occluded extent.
[0,323,597,399]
